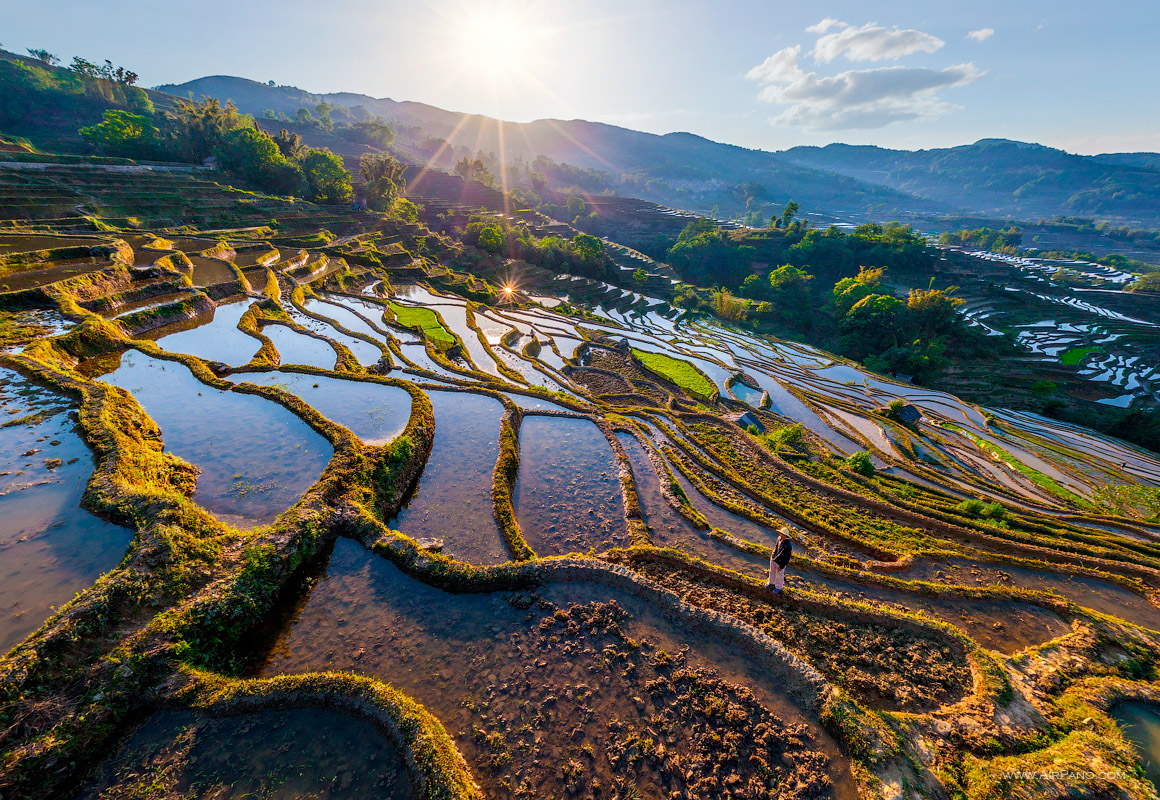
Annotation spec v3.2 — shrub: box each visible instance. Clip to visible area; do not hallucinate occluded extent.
[955,498,986,517]
[765,422,806,451]
[981,501,1008,520]
[846,450,874,477]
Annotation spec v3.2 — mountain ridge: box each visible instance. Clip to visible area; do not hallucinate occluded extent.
[157,73,1160,226]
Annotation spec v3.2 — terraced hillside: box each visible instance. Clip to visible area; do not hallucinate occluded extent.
[3,172,1160,800]
[0,161,369,234]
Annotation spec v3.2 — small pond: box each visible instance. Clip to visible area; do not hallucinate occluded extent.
[515,416,628,555]
[98,351,332,528]
[79,707,413,800]
[389,391,507,564]
[0,369,133,654]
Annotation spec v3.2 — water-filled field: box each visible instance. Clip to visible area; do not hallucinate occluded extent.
[7,231,1160,800]
[0,369,132,652]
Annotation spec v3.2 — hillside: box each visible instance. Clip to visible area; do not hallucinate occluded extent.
[156,75,943,218]
[781,139,1160,225]
[160,75,1160,227]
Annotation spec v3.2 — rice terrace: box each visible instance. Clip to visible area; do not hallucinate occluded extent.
[4,4,1160,799]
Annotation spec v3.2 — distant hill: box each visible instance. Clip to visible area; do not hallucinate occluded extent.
[780,139,1160,225]
[1091,152,1160,170]
[156,75,943,219]
[158,75,1160,227]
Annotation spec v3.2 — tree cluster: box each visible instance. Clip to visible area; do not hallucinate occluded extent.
[79,99,356,203]
[665,215,993,380]
[0,55,153,140]
[938,226,1023,253]
[458,214,610,279]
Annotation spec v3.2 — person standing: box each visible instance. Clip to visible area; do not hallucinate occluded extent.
[767,528,793,594]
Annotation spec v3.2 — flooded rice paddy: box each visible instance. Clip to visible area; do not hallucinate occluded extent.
[290,308,383,366]
[229,371,411,446]
[1112,702,1160,792]
[0,369,132,653]
[514,416,629,556]
[389,391,507,564]
[97,350,332,527]
[795,569,1071,653]
[11,235,1160,798]
[259,323,338,369]
[255,537,856,800]
[81,707,414,800]
[901,557,1160,630]
[617,432,767,576]
[150,299,258,365]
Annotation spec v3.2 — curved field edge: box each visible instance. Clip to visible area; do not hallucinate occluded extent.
[0,295,452,798]
[3,257,1160,799]
[175,670,481,800]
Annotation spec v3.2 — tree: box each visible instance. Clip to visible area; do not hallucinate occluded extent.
[79,110,159,157]
[295,107,316,126]
[832,267,885,315]
[768,264,813,302]
[840,294,904,356]
[454,156,493,186]
[906,287,963,340]
[477,225,504,254]
[26,49,59,66]
[632,268,648,283]
[571,233,603,265]
[67,57,137,85]
[300,148,353,204]
[314,101,333,133]
[359,152,406,210]
[215,126,304,195]
[338,121,395,148]
[739,274,767,299]
[565,195,586,218]
[163,97,250,162]
[389,197,420,222]
[780,200,800,228]
[272,129,304,160]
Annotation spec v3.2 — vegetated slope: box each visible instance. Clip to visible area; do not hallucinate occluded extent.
[156,76,943,217]
[781,139,1160,225]
[158,77,1160,226]
[0,49,179,150]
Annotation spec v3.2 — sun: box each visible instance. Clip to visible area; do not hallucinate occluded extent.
[450,4,540,81]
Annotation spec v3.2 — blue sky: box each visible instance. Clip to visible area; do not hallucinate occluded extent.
[4,0,1157,154]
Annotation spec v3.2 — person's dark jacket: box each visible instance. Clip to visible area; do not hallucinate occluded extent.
[772,538,792,569]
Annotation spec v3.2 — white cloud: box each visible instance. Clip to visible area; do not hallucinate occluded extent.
[967,27,995,42]
[809,20,944,63]
[806,18,843,35]
[747,45,982,130]
[745,45,804,84]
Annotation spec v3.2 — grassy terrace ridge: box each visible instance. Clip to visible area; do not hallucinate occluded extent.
[6,129,1160,800]
[942,421,1091,507]
[388,299,456,345]
[1060,345,1100,365]
[630,347,717,398]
